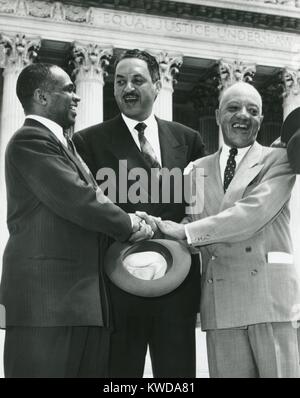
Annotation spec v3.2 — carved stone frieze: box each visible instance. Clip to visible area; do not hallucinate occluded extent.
[29,1,52,18]
[50,1,65,22]
[15,0,28,16]
[0,0,15,14]
[0,0,299,35]
[65,5,92,23]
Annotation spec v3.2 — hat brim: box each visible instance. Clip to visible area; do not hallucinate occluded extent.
[281,107,300,144]
[104,239,191,297]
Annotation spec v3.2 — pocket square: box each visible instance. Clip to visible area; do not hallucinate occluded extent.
[267,252,293,264]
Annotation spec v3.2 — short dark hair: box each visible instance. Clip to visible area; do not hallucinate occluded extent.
[16,63,58,112]
[115,49,160,83]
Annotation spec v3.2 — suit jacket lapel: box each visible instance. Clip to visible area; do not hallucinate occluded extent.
[220,141,264,211]
[107,115,152,171]
[206,151,224,214]
[157,118,187,169]
[106,115,153,200]
[24,118,96,187]
[59,142,97,188]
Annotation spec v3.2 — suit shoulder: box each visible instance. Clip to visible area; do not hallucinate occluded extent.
[74,115,120,141]
[161,119,199,137]
[5,125,57,161]
[261,145,288,163]
[193,152,217,168]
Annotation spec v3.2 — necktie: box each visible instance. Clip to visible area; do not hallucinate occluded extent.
[63,130,76,156]
[135,122,161,171]
[63,130,98,188]
[223,147,238,192]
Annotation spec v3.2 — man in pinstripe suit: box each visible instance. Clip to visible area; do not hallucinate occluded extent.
[0,63,152,378]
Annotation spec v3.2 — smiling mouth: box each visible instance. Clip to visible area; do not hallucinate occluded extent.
[70,105,77,113]
[232,122,249,130]
[123,95,139,105]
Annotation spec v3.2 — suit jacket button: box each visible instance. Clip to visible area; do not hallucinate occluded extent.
[207,278,213,284]
[251,269,258,276]
[246,247,252,252]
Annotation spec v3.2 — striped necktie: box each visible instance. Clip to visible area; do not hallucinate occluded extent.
[63,130,76,156]
[135,122,161,170]
[63,130,98,188]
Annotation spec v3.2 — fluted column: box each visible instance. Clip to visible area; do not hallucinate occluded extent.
[217,59,256,147]
[282,66,300,270]
[71,42,113,131]
[152,51,182,121]
[0,33,40,263]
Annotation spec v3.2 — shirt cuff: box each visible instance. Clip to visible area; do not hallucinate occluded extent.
[184,224,192,245]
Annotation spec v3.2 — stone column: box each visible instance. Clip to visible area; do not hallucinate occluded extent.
[152,51,182,121]
[217,59,256,147]
[0,33,40,262]
[282,66,300,272]
[71,42,113,131]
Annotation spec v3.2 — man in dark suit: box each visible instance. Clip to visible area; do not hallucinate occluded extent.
[73,49,205,378]
[0,62,152,378]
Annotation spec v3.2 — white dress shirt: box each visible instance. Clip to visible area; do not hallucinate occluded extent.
[26,114,68,148]
[185,143,252,244]
[121,113,162,166]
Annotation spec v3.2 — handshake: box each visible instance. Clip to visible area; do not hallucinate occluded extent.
[128,211,187,243]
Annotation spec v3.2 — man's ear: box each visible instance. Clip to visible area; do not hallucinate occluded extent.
[33,88,47,105]
[259,114,264,128]
[215,109,220,126]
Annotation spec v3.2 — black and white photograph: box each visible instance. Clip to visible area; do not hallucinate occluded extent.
[0,0,300,380]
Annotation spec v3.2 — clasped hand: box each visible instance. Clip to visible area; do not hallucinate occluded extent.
[130,211,186,242]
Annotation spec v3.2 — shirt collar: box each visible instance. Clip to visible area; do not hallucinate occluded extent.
[121,113,156,134]
[221,142,252,159]
[25,114,66,146]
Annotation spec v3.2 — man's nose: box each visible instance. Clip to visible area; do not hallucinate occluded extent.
[124,81,135,92]
[237,106,249,118]
[73,92,81,102]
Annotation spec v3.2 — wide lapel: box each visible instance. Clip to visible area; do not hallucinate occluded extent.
[157,118,187,169]
[220,141,264,211]
[205,150,224,214]
[59,142,97,187]
[189,151,224,219]
[107,115,149,171]
[106,115,152,200]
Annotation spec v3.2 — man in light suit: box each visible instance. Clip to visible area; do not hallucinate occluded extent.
[73,49,205,378]
[154,82,300,377]
[0,63,152,378]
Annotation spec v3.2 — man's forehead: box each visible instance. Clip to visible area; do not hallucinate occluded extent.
[220,84,262,107]
[51,67,72,85]
[116,58,149,74]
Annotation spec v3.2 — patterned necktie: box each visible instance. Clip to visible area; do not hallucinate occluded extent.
[63,130,76,156]
[63,130,98,188]
[223,147,238,192]
[135,122,161,170]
